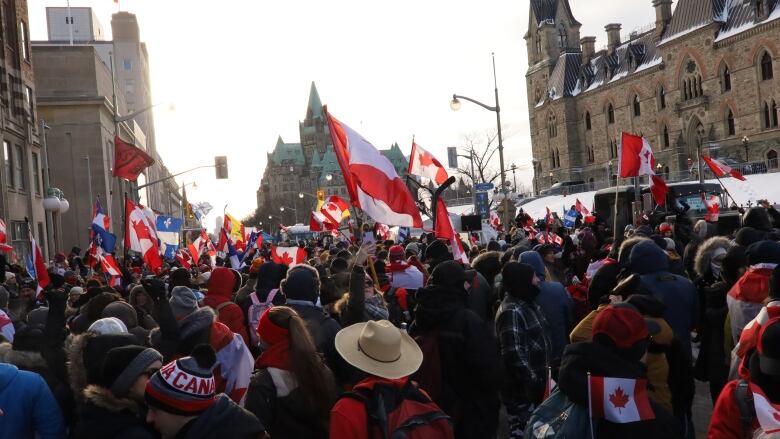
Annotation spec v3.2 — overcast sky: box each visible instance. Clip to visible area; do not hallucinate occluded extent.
[28,0,654,222]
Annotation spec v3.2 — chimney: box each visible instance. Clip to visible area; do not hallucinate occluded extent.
[605,23,622,55]
[580,37,596,65]
[653,0,673,37]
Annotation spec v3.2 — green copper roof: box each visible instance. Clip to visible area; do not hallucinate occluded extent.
[269,136,305,166]
[380,142,409,176]
[307,82,323,118]
[316,148,342,184]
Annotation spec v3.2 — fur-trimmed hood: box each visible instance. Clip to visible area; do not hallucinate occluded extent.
[694,237,732,278]
[0,342,47,370]
[83,384,139,414]
[66,331,136,402]
[66,332,93,401]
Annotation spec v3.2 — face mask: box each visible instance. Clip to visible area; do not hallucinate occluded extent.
[711,261,722,279]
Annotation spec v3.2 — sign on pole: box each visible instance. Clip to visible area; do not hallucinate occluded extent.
[474,192,489,219]
[475,182,495,192]
[447,147,458,169]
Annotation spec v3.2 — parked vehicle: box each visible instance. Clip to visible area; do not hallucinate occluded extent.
[540,180,585,196]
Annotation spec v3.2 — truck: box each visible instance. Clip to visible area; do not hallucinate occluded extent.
[593,182,741,236]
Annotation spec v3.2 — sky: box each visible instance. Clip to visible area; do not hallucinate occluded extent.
[28,0,655,223]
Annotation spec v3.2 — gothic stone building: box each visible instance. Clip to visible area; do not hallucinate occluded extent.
[526,0,780,192]
[256,83,409,227]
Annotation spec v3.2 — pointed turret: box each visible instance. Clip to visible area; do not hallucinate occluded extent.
[307,82,323,118]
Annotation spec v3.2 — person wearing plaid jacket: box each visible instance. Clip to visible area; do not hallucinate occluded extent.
[495,262,552,439]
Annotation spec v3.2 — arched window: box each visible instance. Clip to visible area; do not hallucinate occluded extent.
[604,64,611,80]
[550,150,555,168]
[726,109,736,136]
[607,104,615,124]
[548,113,558,138]
[721,64,731,92]
[555,149,561,168]
[585,112,592,130]
[558,26,568,48]
[633,95,641,117]
[773,100,779,127]
[757,0,765,17]
[769,150,778,169]
[658,86,666,109]
[535,31,542,56]
[765,102,772,129]
[682,60,703,101]
[662,125,670,148]
[761,52,774,81]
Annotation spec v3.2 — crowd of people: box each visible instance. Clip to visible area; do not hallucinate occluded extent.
[3,202,780,438]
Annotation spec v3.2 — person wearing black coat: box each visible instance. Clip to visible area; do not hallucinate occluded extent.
[587,237,646,309]
[409,261,502,439]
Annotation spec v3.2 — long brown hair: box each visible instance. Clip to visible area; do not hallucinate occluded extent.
[267,306,333,425]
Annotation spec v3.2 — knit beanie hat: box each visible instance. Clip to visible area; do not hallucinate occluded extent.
[389,245,405,262]
[145,345,217,415]
[281,266,319,303]
[170,286,199,320]
[83,333,137,385]
[100,346,163,397]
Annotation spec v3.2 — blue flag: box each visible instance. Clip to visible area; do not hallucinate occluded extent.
[91,200,116,253]
[156,216,183,260]
[563,209,578,229]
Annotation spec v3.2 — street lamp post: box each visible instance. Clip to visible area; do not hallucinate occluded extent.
[280,206,298,224]
[608,161,614,187]
[451,52,511,229]
[743,136,750,162]
[510,164,518,194]
[549,171,553,187]
[531,159,540,196]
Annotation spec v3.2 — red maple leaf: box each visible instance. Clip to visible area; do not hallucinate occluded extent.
[608,386,630,413]
[278,249,294,266]
[773,411,780,423]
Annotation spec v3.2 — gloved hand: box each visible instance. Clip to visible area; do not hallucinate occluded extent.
[141,278,167,303]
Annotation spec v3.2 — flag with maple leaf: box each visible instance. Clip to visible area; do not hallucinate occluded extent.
[0,219,13,253]
[408,141,449,185]
[750,381,780,433]
[702,193,720,222]
[125,198,163,272]
[575,198,590,215]
[588,375,655,423]
[270,245,306,267]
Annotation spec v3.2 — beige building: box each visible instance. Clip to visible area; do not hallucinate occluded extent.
[525,0,780,193]
[32,9,180,256]
[0,0,47,261]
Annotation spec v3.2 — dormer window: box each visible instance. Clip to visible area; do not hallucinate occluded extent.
[628,53,636,71]
[757,0,765,17]
[558,25,568,48]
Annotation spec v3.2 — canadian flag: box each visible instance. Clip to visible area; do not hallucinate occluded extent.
[702,155,746,181]
[702,193,720,222]
[620,133,656,178]
[99,252,122,278]
[750,381,780,433]
[589,375,655,423]
[30,235,50,298]
[321,196,350,224]
[125,199,163,272]
[575,198,590,215]
[434,198,468,264]
[270,245,307,267]
[0,219,12,253]
[375,223,391,241]
[176,248,193,270]
[326,111,423,228]
[408,141,448,185]
[187,230,209,261]
[490,211,502,232]
[310,211,337,232]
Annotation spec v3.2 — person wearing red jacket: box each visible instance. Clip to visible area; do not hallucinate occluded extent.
[709,318,780,438]
[204,267,250,347]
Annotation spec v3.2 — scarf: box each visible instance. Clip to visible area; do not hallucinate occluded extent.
[386,261,411,273]
[256,340,292,370]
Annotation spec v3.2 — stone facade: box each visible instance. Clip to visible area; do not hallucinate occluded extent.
[525,0,780,192]
[257,83,410,227]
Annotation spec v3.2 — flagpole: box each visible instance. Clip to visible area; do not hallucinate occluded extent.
[122,192,129,263]
[587,371,595,439]
[612,178,620,242]
[710,171,739,209]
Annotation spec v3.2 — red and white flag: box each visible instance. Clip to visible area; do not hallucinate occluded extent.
[375,223,391,241]
[589,375,655,423]
[99,253,122,278]
[0,220,12,253]
[112,136,155,181]
[310,211,337,232]
[750,381,780,433]
[620,133,656,178]
[320,196,350,224]
[702,155,746,181]
[125,199,163,272]
[187,230,209,261]
[575,199,590,216]
[650,175,668,206]
[176,249,193,270]
[30,235,50,298]
[326,111,423,228]
[702,193,720,222]
[408,141,448,185]
[270,245,307,267]
[490,211,502,232]
[434,198,468,264]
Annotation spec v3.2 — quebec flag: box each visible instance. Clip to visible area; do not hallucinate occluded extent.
[563,209,578,229]
[156,216,183,260]
[91,200,116,253]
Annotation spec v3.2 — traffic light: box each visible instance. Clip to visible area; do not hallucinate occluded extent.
[215,156,228,179]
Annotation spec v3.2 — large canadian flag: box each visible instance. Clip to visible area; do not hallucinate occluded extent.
[30,235,50,297]
[434,198,468,264]
[310,211,337,232]
[125,199,163,272]
[702,155,746,181]
[408,142,448,185]
[702,193,720,222]
[270,245,307,267]
[320,195,350,224]
[621,133,668,206]
[326,111,423,228]
[589,375,655,423]
[750,381,780,433]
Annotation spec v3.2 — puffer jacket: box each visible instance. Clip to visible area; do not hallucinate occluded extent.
[629,240,698,357]
[0,363,64,439]
[204,267,249,347]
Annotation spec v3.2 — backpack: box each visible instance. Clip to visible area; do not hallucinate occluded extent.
[524,388,596,439]
[734,379,755,439]
[247,289,278,346]
[412,329,443,403]
[340,380,454,439]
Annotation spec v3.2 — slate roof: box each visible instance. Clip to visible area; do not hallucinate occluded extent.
[268,136,305,166]
[530,0,581,27]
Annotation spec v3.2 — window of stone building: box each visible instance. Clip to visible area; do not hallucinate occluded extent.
[633,95,641,117]
[558,25,567,48]
[19,20,28,61]
[31,151,40,195]
[585,112,591,130]
[604,64,610,81]
[607,104,615,124]
[588,145,595,163]
[726,109,736,136]
[682,60,703,101]
[13,144,24,191]
[548,113,557,138]
[768,150,778,169]
[773,101,779,128]
[24,86,33,123]
[3,141,11,188]
[9,221,26,261]
[761,52,774,81]
[658,86,666,110]
[662,126,670,149]
[721,65,732,92]
[757,0,765,17]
